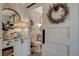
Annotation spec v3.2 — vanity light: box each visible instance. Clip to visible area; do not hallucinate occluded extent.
[37,23,42,28]
[14,21,27,28]
[14,20,28,32]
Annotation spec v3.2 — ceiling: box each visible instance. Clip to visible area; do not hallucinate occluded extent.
[33,6,42,14]
[1,3,43,11]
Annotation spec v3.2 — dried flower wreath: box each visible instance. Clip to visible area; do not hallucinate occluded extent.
[47,3,69,24]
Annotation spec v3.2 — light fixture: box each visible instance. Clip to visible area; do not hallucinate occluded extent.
[37,23,42,28]
[14,20,28,32]
[14,22,25,28]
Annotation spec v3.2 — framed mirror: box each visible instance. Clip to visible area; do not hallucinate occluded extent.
[1,8,21,41]
[2,8,21,31]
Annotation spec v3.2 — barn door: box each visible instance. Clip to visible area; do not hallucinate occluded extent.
[42,3,79,56]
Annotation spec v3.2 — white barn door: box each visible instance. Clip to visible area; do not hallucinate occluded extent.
[42,3,79,56]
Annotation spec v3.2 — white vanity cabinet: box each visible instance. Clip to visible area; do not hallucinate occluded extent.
[21,39,30,56]
[1,38,30,56]
[14,40,22,56]
[14,39,30,56]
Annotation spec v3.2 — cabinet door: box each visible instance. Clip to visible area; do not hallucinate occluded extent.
[21,39,30,56]
[14,39,30,56]
[14,40,22,56]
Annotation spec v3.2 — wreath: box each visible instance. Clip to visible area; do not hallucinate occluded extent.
[47,3,69,24]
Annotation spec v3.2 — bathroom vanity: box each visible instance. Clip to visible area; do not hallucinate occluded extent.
[0,6,30,56]
[2,39,30,56]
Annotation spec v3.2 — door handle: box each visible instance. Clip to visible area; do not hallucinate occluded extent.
[42,29,45,44]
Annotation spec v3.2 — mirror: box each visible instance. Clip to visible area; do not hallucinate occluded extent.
[2,8,21,31]
[2,8,21,41]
